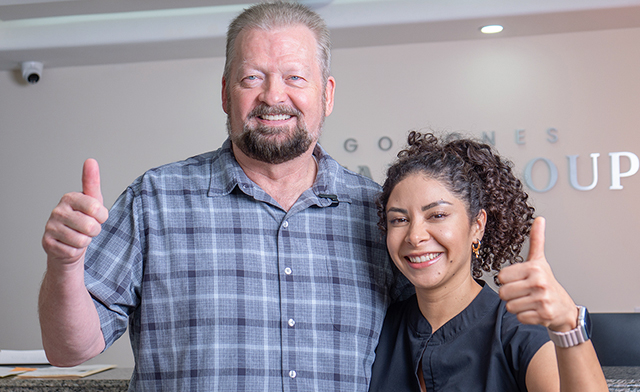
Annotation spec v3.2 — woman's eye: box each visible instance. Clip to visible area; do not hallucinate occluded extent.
[389,217,407,225]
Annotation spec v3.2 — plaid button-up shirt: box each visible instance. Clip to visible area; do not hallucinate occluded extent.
[85,139,406,391]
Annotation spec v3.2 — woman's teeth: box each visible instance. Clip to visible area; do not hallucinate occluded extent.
[407,253,441,264]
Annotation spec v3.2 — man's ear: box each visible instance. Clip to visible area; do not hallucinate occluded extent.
[324,76,336,117]
[221,77,229,114]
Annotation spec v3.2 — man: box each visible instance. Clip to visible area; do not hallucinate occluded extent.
[40,2,407,390]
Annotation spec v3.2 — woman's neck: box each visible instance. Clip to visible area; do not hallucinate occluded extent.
[415,276,482,332]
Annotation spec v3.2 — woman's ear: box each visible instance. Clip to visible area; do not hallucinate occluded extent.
[473,209,487,239]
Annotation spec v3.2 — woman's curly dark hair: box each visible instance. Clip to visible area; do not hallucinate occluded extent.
[376,131,535,281]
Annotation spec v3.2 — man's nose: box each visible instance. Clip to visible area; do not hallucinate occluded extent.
[259,76,287,106]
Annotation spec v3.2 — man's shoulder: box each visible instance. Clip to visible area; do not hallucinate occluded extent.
[321,154,382,192]
[147,150,220,176]
[314,145,382,207]
[337,165,382,191]
[320,160,382,210]
[127,149,225,194]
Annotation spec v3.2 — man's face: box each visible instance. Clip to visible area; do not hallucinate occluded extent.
[222,24,335,164]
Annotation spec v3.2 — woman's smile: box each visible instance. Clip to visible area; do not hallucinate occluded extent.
[405,252,443,267]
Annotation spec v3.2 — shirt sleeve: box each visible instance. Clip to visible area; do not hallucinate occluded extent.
[501,306,551,390]
[84,183,145,350]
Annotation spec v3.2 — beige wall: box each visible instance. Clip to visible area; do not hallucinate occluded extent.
[1,27,638,368]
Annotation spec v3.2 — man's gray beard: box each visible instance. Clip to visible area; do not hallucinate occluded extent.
[227,119,317,165]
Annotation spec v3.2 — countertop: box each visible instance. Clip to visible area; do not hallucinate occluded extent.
[0,367,132,391]
[1,366,638,391]
[604,367,640,391]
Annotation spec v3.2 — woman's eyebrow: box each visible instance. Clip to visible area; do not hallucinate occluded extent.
[387,207,407,214]
[387,200,452,214]
[422,200,451,211]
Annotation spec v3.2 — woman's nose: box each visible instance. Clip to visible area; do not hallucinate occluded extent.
[405,221,430,247]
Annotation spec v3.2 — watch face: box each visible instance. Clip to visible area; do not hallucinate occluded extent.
[583,308,592,338]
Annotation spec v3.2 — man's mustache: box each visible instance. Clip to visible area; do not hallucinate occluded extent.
[247,105,302,119]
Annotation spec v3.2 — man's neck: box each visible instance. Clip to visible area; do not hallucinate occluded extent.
[232,143,318,211]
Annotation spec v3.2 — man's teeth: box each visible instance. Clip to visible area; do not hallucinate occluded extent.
[261,114,291,121]
[407,253,441,263]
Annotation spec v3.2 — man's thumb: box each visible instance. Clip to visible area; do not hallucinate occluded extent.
[82,158,104,205]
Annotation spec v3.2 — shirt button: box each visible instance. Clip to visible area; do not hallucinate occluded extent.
[284,267,292,275]
[282,221,289,228]
[289,370,297,379]
[288,318,296,327]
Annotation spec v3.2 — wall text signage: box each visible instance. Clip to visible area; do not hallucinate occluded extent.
[343,128,638,192]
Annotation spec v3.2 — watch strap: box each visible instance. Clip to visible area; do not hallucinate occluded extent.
[547,306,590,348]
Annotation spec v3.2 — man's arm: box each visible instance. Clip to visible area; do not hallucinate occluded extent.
[39,159,109,366]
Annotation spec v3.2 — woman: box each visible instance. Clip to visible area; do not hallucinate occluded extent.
[369,131,607,392]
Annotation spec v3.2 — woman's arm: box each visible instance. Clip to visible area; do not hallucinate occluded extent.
[525,340,608,392]
[498,217,608,392]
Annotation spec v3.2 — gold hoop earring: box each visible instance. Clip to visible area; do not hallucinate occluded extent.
[472,240,481,259]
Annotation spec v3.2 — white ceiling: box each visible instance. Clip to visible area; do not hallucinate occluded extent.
[2,0,640,71]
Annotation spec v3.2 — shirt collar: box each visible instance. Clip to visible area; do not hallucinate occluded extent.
[408,281,499,342]
[207,139,352,207]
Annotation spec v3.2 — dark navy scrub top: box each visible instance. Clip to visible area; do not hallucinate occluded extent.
[369,282,550,392]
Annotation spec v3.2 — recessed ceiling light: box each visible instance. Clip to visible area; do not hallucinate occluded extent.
[481,25,504,34]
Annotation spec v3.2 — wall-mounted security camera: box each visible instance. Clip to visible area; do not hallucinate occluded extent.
[21,61,43,84]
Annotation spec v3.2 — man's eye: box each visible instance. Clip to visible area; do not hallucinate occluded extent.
[240,75,260,87]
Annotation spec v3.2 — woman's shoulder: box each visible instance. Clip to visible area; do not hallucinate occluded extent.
[383,295,420,330]
[388,294,418,313]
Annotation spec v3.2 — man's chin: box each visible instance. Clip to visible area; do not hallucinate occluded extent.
[240,136,312,164]
[228,118,319,164]
[252,122,296,136]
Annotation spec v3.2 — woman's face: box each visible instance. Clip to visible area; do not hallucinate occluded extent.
[385,173,485,293]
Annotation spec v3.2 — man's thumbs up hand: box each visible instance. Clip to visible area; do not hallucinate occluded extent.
[42,159,109,266]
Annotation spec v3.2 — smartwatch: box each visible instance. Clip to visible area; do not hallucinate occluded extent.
[547,305,591,348]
